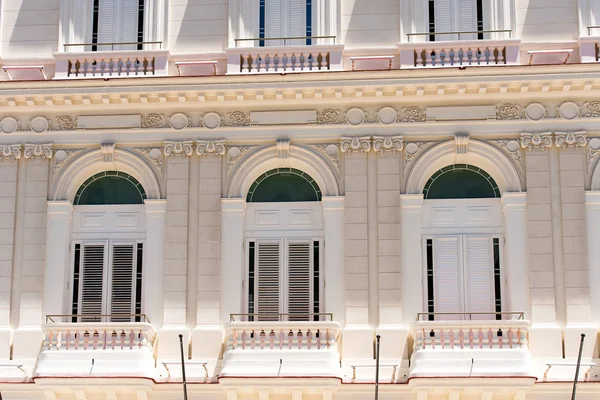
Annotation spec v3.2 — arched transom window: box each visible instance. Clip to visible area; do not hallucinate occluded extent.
[423,164,500,200]
[247,168,322,203]
[74,171,147,205]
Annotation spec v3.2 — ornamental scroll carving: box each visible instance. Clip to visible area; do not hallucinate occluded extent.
[520,133,553,151]
[372,136,404,154]
[496,104,524,120]
[399,106,426,123]
[164,141,193,157]
[317,109,345,125]
[222,112,250,127]
[340,136,371,155]
[0,145,21,162]
[53,116,77,131]
[24,143,53,161]
[142,113,166,129]
[555,131,587,150]
[196,140,226,157]
[582,102,600,118]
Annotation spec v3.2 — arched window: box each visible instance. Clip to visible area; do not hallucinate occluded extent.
[247,168,322,203]
[74,171,147,205]
[423,164,500,200]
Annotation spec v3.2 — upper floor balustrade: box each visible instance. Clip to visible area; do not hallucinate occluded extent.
[34,314,157,379]
[220,313,341,379]
[409,312,532,379]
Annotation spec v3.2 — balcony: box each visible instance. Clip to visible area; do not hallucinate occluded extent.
[34,314,157,379]
[54,41,169,79]
[226,36,343,74]
[579,26,600,63]
[409,312,532,379]
[399,30,520,68]
[220,314,341,379]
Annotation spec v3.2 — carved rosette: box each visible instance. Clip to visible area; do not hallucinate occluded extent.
[582,102,600,118]
[317,109,344,124]
[164,141,193,157]
[53,116,77,131]
[222,111,250,127]
[399,106,426,123]
[24,143,53,161]
[0,144,22,162]
[142,113,166,129]
[340,136,371,155]
[555,131,587,150]
[520,133,553,151]
[496,104,523,120]
[372,136,404,154]
[196,140,226,157]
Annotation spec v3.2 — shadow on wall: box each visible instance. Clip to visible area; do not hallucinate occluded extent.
[517,0,579,42]
[170,0,228,53]
[341,0,400,47]
[6,0,60,56]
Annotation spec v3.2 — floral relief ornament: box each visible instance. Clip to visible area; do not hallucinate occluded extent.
[340,136,371,155]
[24,143,53,161]
[372,136,404,154]
[142,113,166,129]
[196,140,225,157]
[53,116,77,130]
[399,106,426,123]
[496,104,523,120]
[555,131,587,150]
[163,140,193,157]
[0,144,21,162]
[317,109,344,124]
[222,111,250,127]
[520,132,553,151]
[582,102,600,118]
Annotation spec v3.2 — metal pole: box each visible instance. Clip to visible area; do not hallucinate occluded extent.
[571,333,586,400]
[375,335,381,400]
[179,334,189,400]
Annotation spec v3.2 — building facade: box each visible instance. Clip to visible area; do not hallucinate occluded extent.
[1,0,600,399]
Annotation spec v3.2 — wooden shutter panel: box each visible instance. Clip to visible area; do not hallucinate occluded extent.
[458,0,477,39]
[80,244,106,321]
[287,242,312,321]
[97,0,116,50]
[433,236,462,320]
[120,0,140,49]
[109,244,136,322]
[464,236,495,320]
[256,242,281,321]
[288,0,306,45]
[434,0,454,41]
[265,0,283,45]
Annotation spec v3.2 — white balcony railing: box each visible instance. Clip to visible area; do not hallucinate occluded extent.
[220,314,342,379]
[409,313,532,379]
[398,39,520,69]
[34,315,157,379]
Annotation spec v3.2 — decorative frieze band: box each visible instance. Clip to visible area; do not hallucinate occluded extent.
[0,144,21,162]
[521,131,587,151]
[164,140,227,157]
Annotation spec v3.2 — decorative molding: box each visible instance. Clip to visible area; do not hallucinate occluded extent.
[311,144,341,170]
[340,136,371,155]
[555,131,587,150]
[53,149,83,172]
[364,110,379,124]
[52,116,77,131]
[489,139,523,171]
[164,140,193,157]
[520,132,553,151]
[582,101,600,118]
[196,140,226,157]
[222,111,250,127]
[372,136,404,154]
[227,145,257,171]
[496,104,523,120]
[141,113,166,129]
[276,139,290,159]
[404,141,437,167]
[24,143,53,161]
[0,144,21,162]
[100,142,115,162]
[399,106,426,123]
[454,133,469,163]
[317,109,345,124]
[136,148,164,175]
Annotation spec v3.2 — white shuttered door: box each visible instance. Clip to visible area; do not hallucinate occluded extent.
[96,0,140,50]
[432,236,463,319]
[265,0,283,46]
[256,242,282,320]
[434,0,477,40]
[109,244,137,321]
[265,0,306,46]
[120,0,140,50]
[434,0,454,41]
[464,236,495,320]
[458,0,477,39]
[287,242,312,321]
[80,244,106,321]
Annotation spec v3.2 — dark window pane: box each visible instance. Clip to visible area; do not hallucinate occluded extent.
[75,172,146,205]
[424,166,499,200]
[247,168,321,202]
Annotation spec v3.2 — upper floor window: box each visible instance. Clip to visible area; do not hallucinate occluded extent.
[428,0,484,41]
[259,0,312,46]
[91,0,145,50]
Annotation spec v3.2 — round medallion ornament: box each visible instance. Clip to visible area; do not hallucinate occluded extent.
[325,144,339,157]
[54,150,68,162]
[169,113,189,130]
[0,117,18,134]
[589,138,600,151]
[148,148,162,160]
[525,103,546,121]
[377,107,397,124]
[346,108,365,125]
[228,147,241,159]
[506,140,520,153]
[202,112,221,129]
[30,116,49,133]
[558,102,580,120]
[405,143,419,155]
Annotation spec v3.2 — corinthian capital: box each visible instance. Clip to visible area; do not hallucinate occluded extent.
[340,136,371,155]
[196,140,226,157]
[24,143,53,161]
[555,131,587,150]
[0,144,21,162]
[164,140,193,157]
[520,132,552,151]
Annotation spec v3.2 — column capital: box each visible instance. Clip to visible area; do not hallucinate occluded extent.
[400,193,424,208]
[144,199,167,213]
[46,200,73,217]
[322,196,345,210]
[501,191,527,212]
[221,198,247,212]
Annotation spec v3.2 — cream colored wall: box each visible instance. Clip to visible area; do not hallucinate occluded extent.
[168,0,228,53]
[340,0,400,48]
[515,0,579,41]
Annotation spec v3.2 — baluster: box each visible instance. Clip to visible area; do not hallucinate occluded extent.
[316,330,321,349]
[516,328,522,346]
[108,59,115,75]
[449,49,456,66]
[458,329,465,349]
[251,329,256,350]
[307,53,314,70]
[325,329,331,349]
[92,330,99,350]
[483,47,491,64]
[247,54,254,73]
[120,330,126,349]
[274,54,281,71]
[138,330,144,348]
[83,330,90,350]
[431,330,436,349]
[259,330,265,350]
[439,49,446,66]
[74,60,81,77]
[111,330,116,350]
[297,329,303,350]
[74,331,79,350]
[440,329,445,349]
[508,328,514,349]
[91,60,98,76]
[129,330,135,349]
[101,330,107,350]
[449,329,455,349]
[425,49,433,67]
[307,329,312,350]
[487,328,493,349]
[239,54,245,73]
[264,54,271,72]
[478,328,484,349]
[288,330,293,349]
[299,53,306,70]
[291,53,297,71]
[46,330,53,350]
[100,59,107,75]
[232,329,237,349]
[279,330,284,350]
[468,328,474,349]
[133,58,141,75]
[457,49,464,65]
[496,47,505,64]
[125,58,132,75]
[254,55,261,73]
[268,330,275,350]
[497,329,504,349]
[475,48,482,65]
[467,48,473,65]
[241,329,247,350]
[65,331,70,350]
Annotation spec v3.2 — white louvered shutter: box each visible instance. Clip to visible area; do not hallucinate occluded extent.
[97,0,117,50]
[287,242,312,321]
[433,236,462,320]
[288,0,306,45]
[458,0,477,39]
[265,0,283,46]
[109,244,136,322]
[120,0,140,50]
[434,0,454,41]
[256,242,281,321]
[464,236,495,320]
[80,244,106,321]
